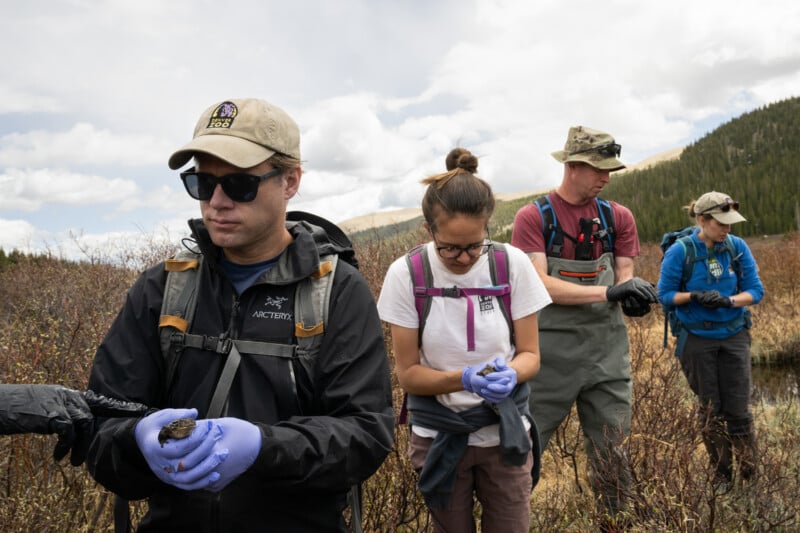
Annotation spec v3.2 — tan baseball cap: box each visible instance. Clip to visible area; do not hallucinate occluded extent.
[551,125,626,171]
[168,98,301,170]
[695,191,746,224]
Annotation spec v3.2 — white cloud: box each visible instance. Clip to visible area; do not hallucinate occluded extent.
[0,124,170,167]
[0,219,43,253]
[0,168,139,211]
[0,0,798,253]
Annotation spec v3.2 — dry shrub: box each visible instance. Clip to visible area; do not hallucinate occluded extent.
[0,255,140,532]
[1,231,798,532]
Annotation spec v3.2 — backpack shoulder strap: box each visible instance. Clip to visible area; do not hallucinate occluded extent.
[534,195,561,257]
[676,235,697,291]
[405,244,433,344]
[293,253,339,380]
[159,248,203,395]
[487,243,514,344]
[594,197,615,253]
[723,235,740,268]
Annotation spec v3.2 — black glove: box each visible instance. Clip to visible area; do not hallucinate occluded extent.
[83,389,149,418]
[0,384,94,466]
[606,277,659,304]
[620,296,653,317]
[690,290,733,309]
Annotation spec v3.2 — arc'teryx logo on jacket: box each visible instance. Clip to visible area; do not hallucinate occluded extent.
[252,296,292,321]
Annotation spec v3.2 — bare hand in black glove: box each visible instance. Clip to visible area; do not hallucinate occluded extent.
[0,384,94,466]
[690,290,732,309]
[606,277,659,304]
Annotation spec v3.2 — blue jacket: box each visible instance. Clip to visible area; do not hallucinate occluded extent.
[658,229,764,339]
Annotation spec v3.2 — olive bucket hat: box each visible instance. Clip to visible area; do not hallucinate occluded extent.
[551,125,626,171]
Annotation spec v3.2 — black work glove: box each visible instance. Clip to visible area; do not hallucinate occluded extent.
[690,290,733,309]
[0,384,94,466]
[606,277,659,304]
[620,296,653,317]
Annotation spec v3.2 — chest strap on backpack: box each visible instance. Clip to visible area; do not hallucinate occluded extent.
[408,245,512,352]
[415,285,511,352]
[535,195,615,258]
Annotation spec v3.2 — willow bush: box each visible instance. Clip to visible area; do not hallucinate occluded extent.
[0,230,798,532]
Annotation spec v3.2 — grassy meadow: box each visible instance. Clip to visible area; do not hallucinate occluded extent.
[1,229,798,532]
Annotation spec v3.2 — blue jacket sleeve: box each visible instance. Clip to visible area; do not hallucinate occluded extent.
[732,237,764,304]
[657,240,686,305]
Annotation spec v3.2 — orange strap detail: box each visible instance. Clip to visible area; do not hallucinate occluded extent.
[159,315,189,333]
[165,258,199,272]
[295,322,325,338]
[310,260,333,279]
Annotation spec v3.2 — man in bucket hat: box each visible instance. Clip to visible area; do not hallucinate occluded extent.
[85,98,393,532]
[512,126,657,528]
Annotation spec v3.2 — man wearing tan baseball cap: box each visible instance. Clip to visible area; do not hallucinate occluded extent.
[86,98,393,532]
[168,98,302,171]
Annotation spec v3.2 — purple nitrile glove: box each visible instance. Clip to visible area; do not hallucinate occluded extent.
[478,357,518,403]
[462,362,493,394]
[197,417,262,492]
[134,408,224,491]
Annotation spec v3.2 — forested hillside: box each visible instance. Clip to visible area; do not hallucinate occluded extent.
[353,96,799,246]
[603,96,800,242]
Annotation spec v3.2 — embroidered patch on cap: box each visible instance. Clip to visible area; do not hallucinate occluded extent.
[206,101,238,129]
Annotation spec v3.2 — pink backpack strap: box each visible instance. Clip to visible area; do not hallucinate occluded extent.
[491,245,513,340]
[405,244,431,332]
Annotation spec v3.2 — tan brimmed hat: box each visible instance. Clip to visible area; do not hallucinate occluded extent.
[695,191,746,224]
[168,98,301,170]
[551,125,626,171]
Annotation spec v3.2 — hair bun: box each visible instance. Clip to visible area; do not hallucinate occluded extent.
[445,147,478,173]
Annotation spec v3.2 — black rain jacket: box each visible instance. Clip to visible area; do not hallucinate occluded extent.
[86,219,394,532]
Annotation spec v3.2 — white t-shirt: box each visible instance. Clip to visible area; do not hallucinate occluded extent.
[377,242,551,445]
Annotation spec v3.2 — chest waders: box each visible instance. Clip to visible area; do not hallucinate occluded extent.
[530,252,632,515]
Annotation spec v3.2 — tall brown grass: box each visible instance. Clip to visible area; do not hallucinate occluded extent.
[0,230,797,532]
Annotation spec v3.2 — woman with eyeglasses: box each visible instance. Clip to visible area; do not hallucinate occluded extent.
[657,191,764,484]
[377,148,551,532]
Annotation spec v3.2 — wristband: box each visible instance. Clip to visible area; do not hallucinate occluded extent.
[729,297,735,307]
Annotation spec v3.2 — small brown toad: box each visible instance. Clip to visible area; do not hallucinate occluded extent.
[158,417,197,447]
[477,364,496,377]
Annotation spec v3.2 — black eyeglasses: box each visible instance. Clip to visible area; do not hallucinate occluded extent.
[700,198,740,214]
[571,142,622,158]
[434,236,492,259]
[179,167,283,202]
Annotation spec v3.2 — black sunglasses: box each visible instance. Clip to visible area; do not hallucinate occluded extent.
[179,167,283,202]
[571,142,622,158]
[700,198,740,214]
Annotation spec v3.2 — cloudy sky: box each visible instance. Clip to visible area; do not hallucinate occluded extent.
[2,0,799,259]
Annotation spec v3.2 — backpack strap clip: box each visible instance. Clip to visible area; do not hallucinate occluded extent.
[441,287,461,298]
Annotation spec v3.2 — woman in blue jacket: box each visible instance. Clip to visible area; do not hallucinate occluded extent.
[658,191,764,484]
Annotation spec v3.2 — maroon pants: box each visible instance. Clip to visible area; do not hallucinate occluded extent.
[409,432,533,533]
